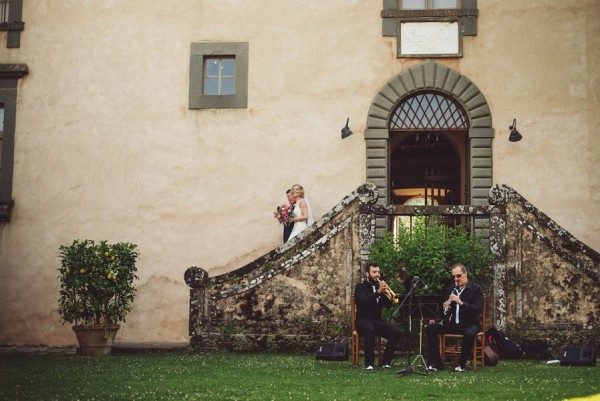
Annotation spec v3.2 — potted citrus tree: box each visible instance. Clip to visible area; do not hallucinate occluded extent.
[58,239,139,355]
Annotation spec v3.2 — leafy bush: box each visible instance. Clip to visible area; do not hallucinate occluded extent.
[58,239,139,327]
[369,216,493,295]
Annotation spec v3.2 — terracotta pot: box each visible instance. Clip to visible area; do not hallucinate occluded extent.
[72,324,120,356]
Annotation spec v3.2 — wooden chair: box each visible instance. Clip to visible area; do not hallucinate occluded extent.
[351,295,382,366]
[439,295,486,371]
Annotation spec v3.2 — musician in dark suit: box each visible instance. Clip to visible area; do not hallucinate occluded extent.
[354,262,401,370]
[283,189,296,242]
[426,263,483,372]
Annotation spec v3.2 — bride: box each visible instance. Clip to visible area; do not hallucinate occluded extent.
[287,184,314,240]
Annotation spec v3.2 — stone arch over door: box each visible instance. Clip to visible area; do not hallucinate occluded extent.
[365,60,494,236]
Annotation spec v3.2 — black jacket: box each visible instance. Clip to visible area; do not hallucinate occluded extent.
[354,280,393,321]
[444,281,483,326]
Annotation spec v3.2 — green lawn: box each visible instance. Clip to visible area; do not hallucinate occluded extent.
[0,352,598,401]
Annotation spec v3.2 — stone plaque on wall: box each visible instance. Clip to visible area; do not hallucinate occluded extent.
[398,21,462,57]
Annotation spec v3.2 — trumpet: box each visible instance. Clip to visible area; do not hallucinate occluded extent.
[376,278,400,304]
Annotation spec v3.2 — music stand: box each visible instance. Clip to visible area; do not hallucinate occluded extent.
[392,279,431,377]
[412,301,440,374]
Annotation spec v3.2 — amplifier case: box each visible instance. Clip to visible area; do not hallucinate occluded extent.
[559,347,597,366]
[315,342,349,361]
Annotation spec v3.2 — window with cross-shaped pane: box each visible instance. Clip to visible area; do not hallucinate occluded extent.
[203,57,236,96]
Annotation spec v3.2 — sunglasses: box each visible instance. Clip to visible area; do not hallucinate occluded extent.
[452,274,462,279]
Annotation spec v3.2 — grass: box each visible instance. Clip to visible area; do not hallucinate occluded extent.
[0,352,599,401]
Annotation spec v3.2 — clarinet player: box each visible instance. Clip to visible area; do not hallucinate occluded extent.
[426,263,483,372]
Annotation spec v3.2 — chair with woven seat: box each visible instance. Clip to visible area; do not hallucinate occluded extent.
[439,295,487,371]
[351,295,382,366]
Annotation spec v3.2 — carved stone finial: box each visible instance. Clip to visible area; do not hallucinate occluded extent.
[184,266,209,288]
[489,184,518,206]
[358,182,379,205]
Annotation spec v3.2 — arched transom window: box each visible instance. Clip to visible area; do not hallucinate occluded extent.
[389,91,469,130]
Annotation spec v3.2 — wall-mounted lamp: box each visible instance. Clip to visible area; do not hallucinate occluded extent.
[509,118,523,142]
[341,117,353,139]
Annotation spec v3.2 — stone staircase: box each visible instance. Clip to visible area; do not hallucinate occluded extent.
[184,183,600,352]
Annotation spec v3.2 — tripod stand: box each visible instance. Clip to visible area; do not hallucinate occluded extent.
[393,278,429,376]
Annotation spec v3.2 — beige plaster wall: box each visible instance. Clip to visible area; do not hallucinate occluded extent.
[467,1,600,253]
[0,0,597,345]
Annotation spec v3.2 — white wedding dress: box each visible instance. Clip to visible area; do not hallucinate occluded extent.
[288,198,314,240]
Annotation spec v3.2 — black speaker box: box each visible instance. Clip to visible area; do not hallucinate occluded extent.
[315,342,349,361]
[559,347,597,366]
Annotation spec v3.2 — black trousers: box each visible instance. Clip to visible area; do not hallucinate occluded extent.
[426,322,480,368]
[355,318,401,367]
[283,223,294,242]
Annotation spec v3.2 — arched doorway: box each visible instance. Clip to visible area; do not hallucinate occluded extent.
[364,60,494,236]
[389,91,469,207]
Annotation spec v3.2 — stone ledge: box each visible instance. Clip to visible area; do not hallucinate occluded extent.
[0,345,77,355]
[0,342,190,355]
[112,342,191,354]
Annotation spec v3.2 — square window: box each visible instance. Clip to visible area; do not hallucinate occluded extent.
[203,57,236,96]
[189,42,248,109]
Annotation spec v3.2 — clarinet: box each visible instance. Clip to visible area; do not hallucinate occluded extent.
[443,284,458,323]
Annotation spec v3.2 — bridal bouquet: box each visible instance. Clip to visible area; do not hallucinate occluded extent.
[274,204,294,225]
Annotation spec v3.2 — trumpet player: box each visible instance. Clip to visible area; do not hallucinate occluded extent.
[354,262,401,371]
[425,263,483,372]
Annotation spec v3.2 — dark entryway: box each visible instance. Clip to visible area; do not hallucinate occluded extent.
[388,91,469,207]
[390,132,465,206]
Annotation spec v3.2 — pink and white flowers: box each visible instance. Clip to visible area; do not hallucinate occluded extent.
[274,204,294,225]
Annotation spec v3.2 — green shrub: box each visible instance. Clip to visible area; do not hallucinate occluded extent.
[369,216,493,296]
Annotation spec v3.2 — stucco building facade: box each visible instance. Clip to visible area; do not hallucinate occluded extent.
[0,1,598,346]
